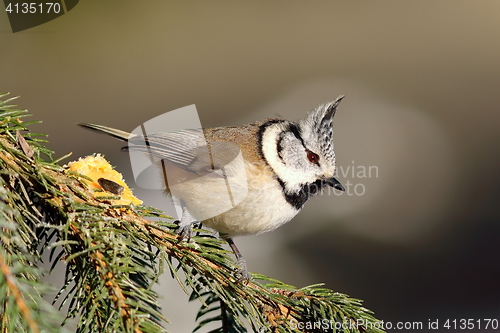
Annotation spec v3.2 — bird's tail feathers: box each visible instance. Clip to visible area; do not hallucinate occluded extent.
[78,123,133,142]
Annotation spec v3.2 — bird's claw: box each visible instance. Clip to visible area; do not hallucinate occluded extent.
[234,258,251,283]
[174,221,193,242]
[174,206,197,242]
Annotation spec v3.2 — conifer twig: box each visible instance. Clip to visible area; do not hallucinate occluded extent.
[0,251,39,333]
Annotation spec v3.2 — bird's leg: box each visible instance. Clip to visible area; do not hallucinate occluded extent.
[221,234,251,282]
[175,205,197,242]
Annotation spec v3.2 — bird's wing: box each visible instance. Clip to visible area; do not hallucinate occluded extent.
[126,128,242,175]
[126,129,203,167]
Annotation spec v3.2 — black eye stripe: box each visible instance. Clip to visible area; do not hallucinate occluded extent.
[276,135,285,162]
[286,124,322,165]
[287,124,306,150]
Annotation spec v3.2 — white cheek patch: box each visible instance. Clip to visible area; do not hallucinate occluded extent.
[261,124,316,193]
[278,133,304,163]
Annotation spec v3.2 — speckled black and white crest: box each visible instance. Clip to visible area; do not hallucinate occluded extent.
[299,95,344,165]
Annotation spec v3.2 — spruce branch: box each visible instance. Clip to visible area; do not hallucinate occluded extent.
[0,92,386,333]
[0,95,63,333]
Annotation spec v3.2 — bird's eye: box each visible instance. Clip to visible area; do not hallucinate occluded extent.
[307,151,319,164]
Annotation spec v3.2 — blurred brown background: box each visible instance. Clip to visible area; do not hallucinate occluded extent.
[1,1,499,332]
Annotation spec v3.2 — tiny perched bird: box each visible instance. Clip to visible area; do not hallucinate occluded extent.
[79,96,345,281]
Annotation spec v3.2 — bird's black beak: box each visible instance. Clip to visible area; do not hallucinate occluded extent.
[326,177,345,191]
